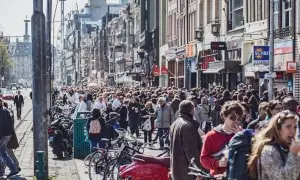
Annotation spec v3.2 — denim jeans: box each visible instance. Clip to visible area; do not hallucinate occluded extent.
[89,137,105,153]
[157,128,169,148]
[0,136,18,176]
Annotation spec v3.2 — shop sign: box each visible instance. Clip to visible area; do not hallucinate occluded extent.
[288,80,293,88]
[152,65,160,76]
[253,46,270,65]
[211,42,226,50]
[274,53,292,71]
[286,61,296,73]
[165,49,176,60]
[161,66,168,75]
[186,58,191,71]
[274,40,293,55]
[186,44,196,58]
[176,54,185,59]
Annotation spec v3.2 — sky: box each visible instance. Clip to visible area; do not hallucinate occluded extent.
[0,0,119,43]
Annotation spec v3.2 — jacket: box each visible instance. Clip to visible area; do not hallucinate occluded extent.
[128,102,140,128]
[170,113,203,180]
[7,109,19,149]
[118,105,128,123]
[140,107,155,131]
[200,125,234,176]
[0,107,14,138]
[258,145,300,180]
[155,103,175,129]
[14,95,24,107]
[198,104,210,124]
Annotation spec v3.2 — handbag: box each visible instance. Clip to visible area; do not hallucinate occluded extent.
[142,117,152,132]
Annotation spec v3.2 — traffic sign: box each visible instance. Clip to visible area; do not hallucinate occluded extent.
[264,72,276,79]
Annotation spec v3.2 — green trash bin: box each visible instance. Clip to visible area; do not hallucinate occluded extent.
[73,111,91,158]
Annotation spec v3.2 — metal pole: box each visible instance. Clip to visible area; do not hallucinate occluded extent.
[32,0,48,178]
[268,0,274,100]
[185,0,190,90]
[45,0,52,176]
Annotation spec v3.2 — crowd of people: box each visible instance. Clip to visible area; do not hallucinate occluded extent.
[56,83,300,179]
[1,82,300,179]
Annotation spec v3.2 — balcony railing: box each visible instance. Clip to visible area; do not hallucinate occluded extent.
[273,26,292,39]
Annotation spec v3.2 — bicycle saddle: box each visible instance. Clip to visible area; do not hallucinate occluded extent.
[133,154,170,168]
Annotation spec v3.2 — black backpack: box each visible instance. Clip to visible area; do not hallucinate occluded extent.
[226,129,254,180]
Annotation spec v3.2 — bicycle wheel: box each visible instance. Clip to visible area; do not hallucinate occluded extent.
[84,153,94,166]
[103,159,122,180]
[88,151,106,180]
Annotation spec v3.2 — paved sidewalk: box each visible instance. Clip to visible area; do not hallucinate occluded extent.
[3,110,80,180]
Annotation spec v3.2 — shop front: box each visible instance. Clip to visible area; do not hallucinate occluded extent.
[165,48,177,87]
[197,49,218,89]
[203,61,242,90]
[175,48,185,88]
[273,40,293,90]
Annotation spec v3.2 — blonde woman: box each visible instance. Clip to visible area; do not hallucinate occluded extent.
[248,110,300,180]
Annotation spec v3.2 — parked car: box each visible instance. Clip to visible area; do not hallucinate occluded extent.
[2,90,15,100]
[0,88,7,98]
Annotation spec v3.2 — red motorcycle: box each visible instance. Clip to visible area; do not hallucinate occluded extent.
[119,150,170,180]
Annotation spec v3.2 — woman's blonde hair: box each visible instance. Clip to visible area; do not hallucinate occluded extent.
[248,110,298,177]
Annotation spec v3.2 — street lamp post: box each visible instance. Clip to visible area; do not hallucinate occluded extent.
[268,0,275,100]
[32,0,48,178]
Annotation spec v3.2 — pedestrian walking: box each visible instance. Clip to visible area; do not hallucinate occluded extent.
[14,90,24,120]
[154,97,175,149]
[1,102,21,172]
[170,100,203,180]
[118,99,129,130]
[0,100,19,178]
[86,108,106,152]
[248,110,300,180]
[140,101,155,143]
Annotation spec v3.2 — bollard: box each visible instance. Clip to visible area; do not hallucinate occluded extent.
[36,151,45,180]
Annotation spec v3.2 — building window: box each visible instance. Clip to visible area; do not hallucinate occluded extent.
[274,0,279,29]
[229,0,244,29]
[257,0,263,21]
[199,1,204,26]
[215,0,222,20]
[207,0,213,24]
[282,0,292,28]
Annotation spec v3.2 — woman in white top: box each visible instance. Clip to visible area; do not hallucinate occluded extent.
[78,95,88,112]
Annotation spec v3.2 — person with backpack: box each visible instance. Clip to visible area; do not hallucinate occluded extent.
[200,101,244,177]
[86,108,106,152]
[248,110,300,180]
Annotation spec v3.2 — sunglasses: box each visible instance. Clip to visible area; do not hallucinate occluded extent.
[228,113,242,123]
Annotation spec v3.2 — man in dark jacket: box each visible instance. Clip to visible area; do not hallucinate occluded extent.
[14,91,24,120]
[0,100,19,178]
[170,100,203,180]
[118,99,129,130]
[247,102,268,130]
[1,102,20,172]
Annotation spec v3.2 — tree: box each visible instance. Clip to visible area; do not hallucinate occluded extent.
[0,41,13,86]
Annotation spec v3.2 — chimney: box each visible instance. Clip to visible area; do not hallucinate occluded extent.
[24,15,30,42]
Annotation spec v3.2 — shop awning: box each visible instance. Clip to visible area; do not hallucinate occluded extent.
[203,68,224,74]
[115,75,133,83]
